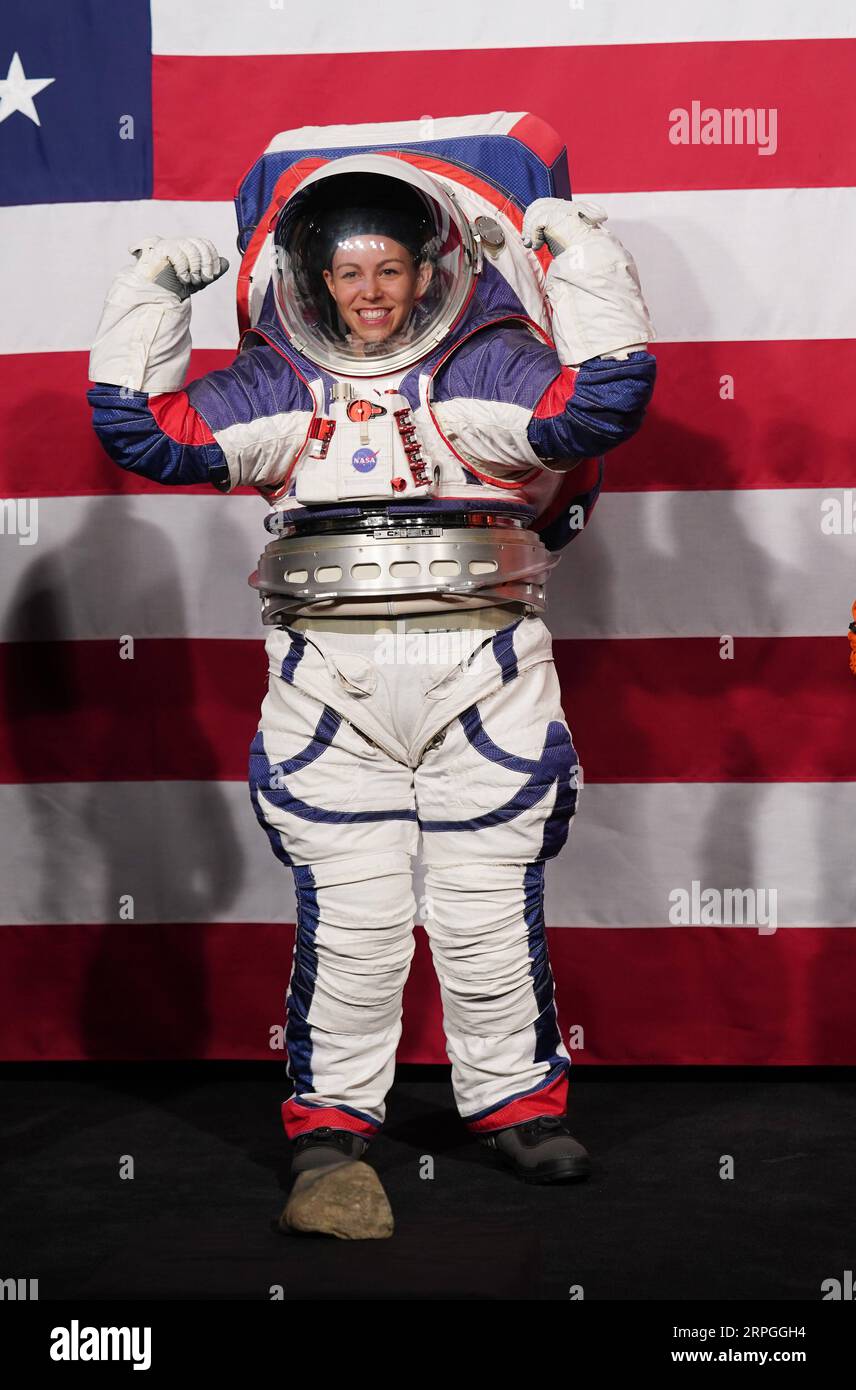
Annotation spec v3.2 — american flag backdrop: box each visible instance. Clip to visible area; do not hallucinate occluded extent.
[1,0,854,1064]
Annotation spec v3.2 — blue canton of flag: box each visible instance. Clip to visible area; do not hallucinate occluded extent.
[0,0,152,205]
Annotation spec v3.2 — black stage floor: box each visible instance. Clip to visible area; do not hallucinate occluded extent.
[0,1064,852,1301]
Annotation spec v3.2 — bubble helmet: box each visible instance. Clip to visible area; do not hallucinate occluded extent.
[271,154,479,376]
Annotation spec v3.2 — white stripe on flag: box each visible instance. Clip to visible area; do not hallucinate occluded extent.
[0,492,851,641]
[151,0,856,55]
[0,779,851,925]
[3,188,856,354]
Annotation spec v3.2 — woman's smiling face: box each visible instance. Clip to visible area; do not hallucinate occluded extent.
[322,236,433,344]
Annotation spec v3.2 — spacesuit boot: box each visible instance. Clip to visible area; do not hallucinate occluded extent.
[478,1114,591,1184]
[291,1125,371,1173]
[279,1127,394,1240]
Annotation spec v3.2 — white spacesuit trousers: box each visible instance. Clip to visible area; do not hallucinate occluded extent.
[249,610,582,1141]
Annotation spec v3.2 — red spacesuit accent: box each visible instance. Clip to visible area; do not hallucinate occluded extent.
[464,1066,569,1133]
[532,365,579,419]
[281,1099,379,1140]
[148,390,216,444]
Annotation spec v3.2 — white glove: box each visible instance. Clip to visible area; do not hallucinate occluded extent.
[89,234,227,393]
[522,197,655,365]
[522,197,610,257]
[128,234,228,299]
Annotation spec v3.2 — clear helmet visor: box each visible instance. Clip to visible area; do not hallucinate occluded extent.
[271,159,477,375]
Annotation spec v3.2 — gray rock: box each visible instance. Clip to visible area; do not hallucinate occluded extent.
[279,1161,394,1240]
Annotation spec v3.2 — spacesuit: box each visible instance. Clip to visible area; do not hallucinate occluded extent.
[87,131,656,1195]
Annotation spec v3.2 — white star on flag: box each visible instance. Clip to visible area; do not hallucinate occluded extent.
[0,51,55,127]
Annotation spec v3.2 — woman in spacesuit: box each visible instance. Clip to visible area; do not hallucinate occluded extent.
[87,150,657,1240]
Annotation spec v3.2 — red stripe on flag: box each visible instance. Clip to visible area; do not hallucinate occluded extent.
[0,636,853,784]
[1,922,853,1062]
[5,341,854,496]
[0,350,238,497]
[0,639,267,783]
[152,41,856,201]
[555,636,856,783]
[601,340,856,493]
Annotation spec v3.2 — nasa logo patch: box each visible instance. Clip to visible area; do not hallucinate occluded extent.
[351,447,378,473]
